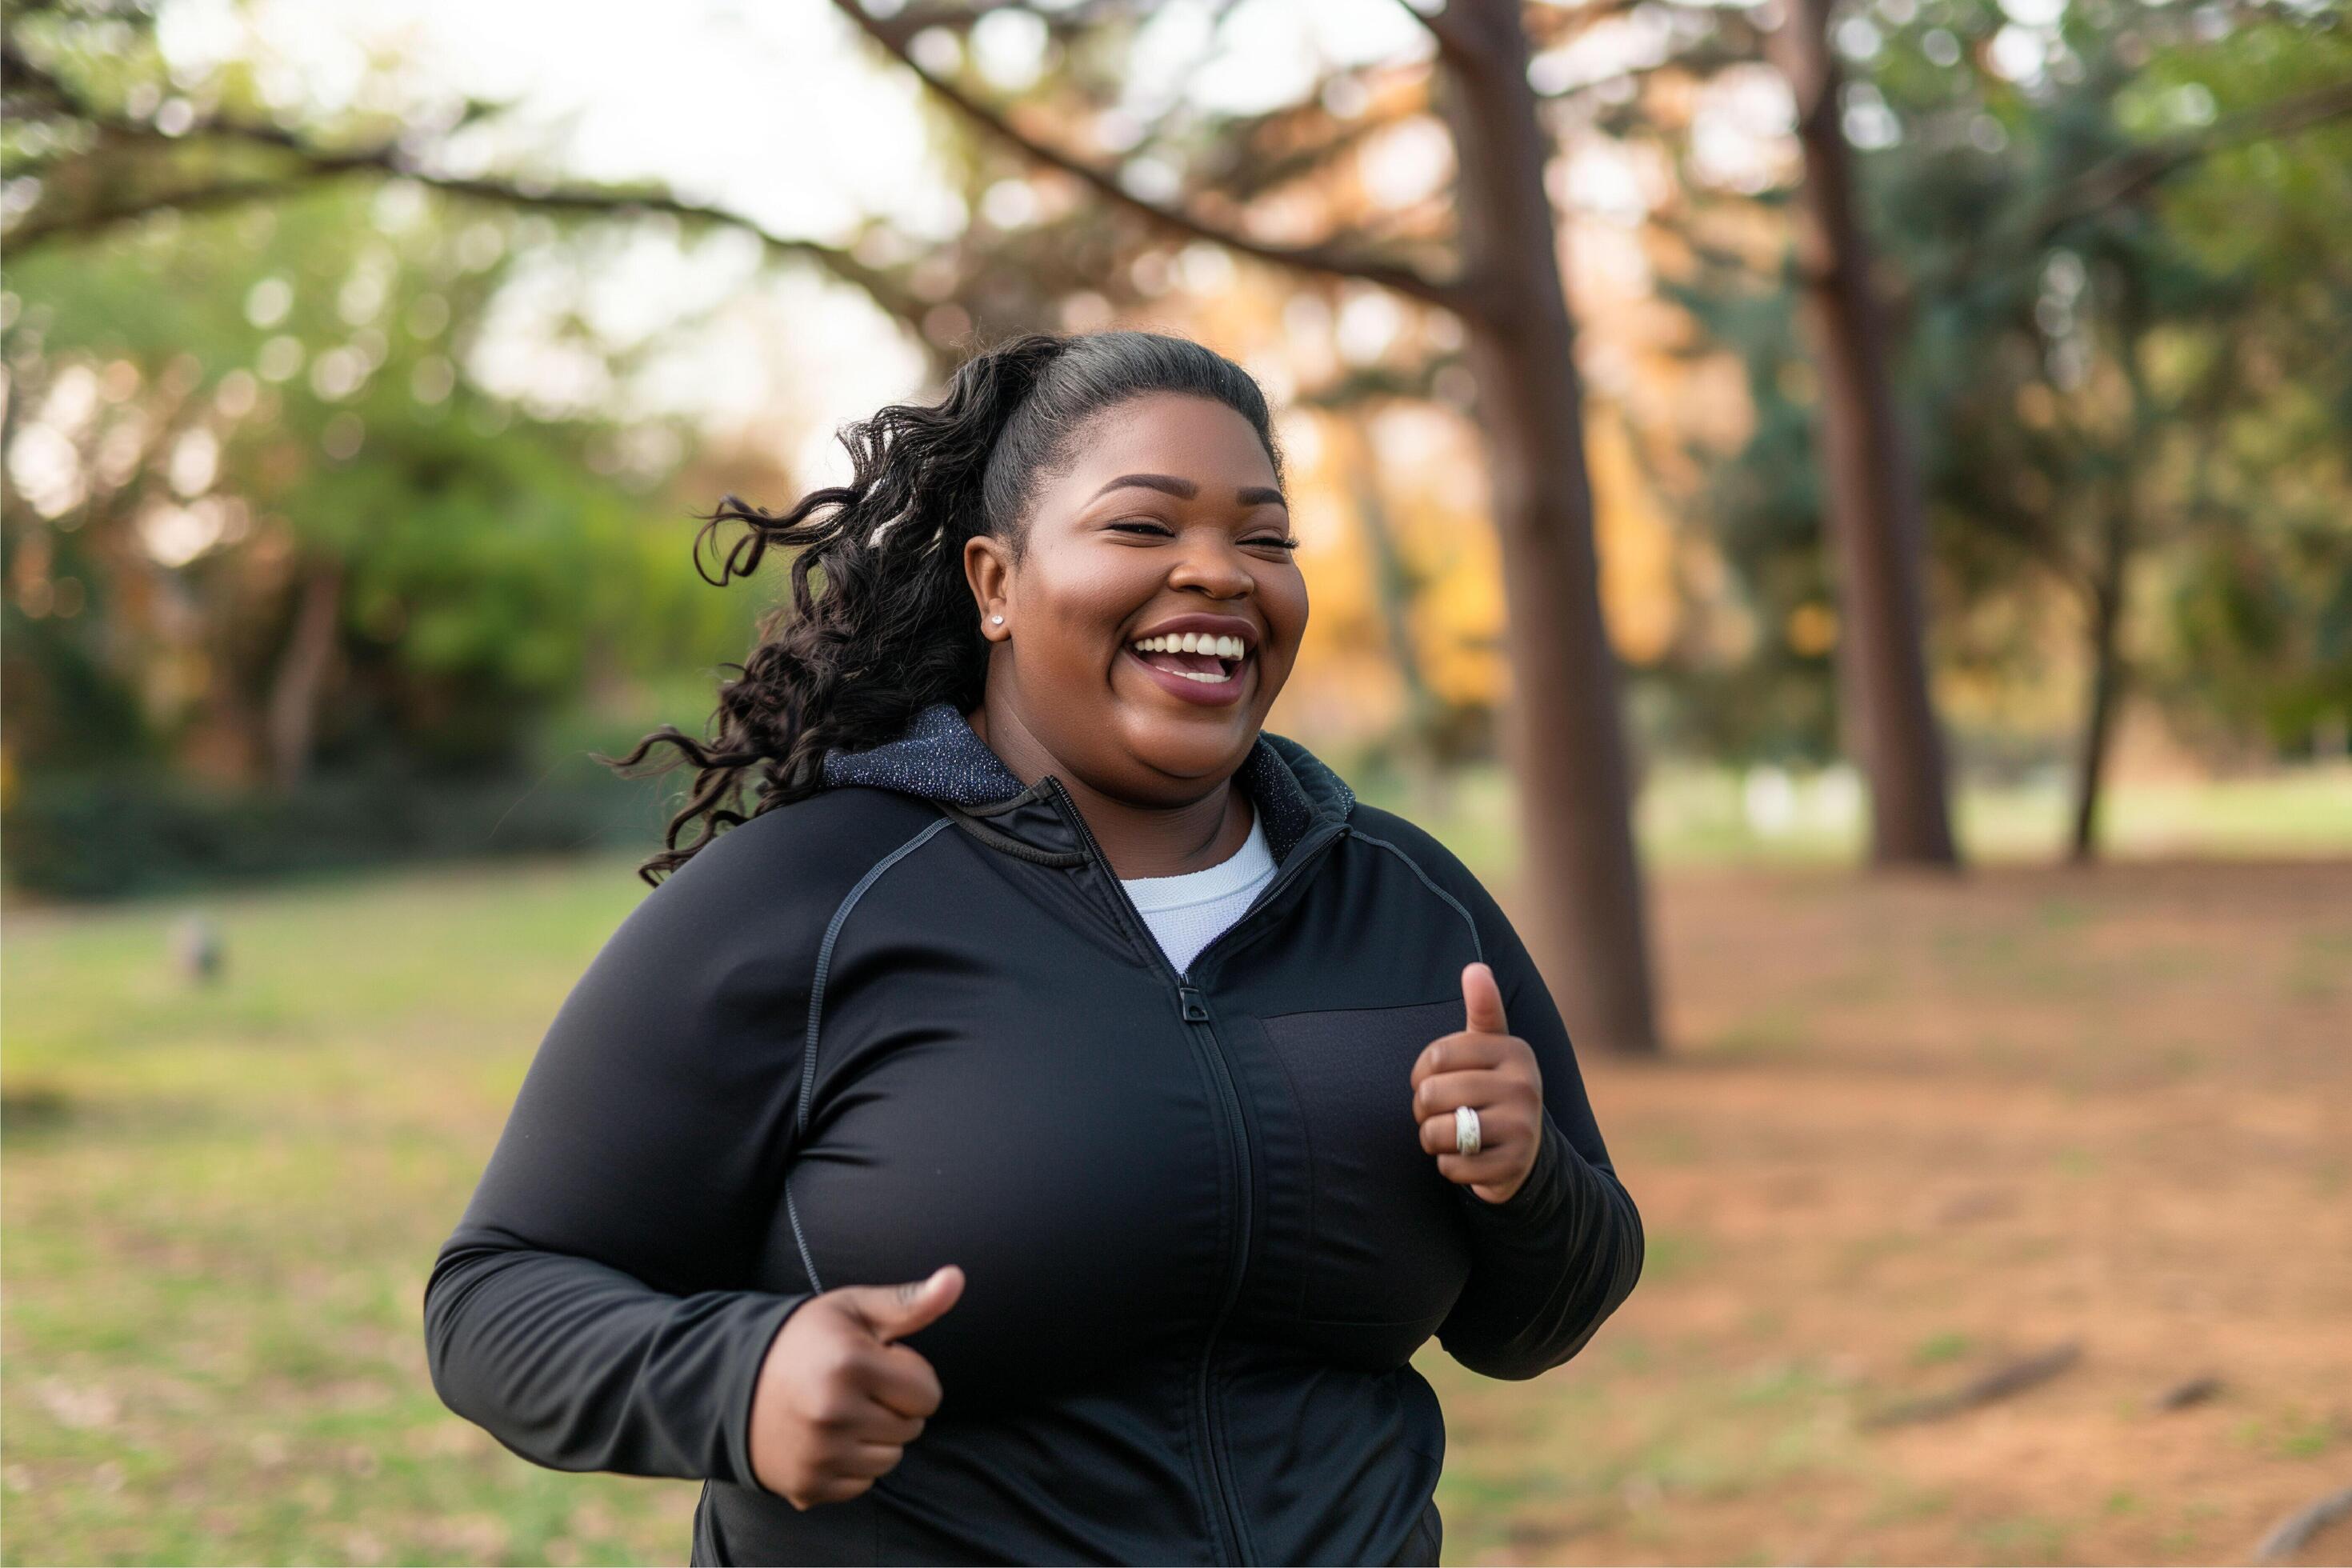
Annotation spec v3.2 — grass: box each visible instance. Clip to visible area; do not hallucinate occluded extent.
[6,770,2350,1564]
[3,858,686,1566]
[1376,759,2352,868]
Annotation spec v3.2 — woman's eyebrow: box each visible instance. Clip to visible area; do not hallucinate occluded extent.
[1089,473,1288,508]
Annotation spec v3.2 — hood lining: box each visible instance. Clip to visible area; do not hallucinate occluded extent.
[819,701,1354,864]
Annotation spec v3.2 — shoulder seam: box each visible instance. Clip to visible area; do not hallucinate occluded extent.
[795,816,955,1142]
[787,813,954,1295]
[1349,830,1484,966]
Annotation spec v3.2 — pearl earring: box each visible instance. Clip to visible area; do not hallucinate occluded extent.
[991,615,1004,624]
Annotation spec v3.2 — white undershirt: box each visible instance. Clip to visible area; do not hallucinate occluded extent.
[1118,807,1277,979]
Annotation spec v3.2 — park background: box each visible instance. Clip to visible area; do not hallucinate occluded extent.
[2,0,2348,1562]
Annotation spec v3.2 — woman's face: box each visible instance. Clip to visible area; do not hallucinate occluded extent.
[966,390,1307,804]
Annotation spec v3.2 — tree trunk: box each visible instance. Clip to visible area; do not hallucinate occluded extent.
[266,558,343,793]
[1770,0,1960,868]
[2069,274,2150,862]
[2066,566,2125,862]
[1435,0,1662,1054]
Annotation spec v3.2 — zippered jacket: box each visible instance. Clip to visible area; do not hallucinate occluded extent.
[423,701,1645,1566]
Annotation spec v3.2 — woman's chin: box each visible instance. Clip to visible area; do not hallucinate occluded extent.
[1109,671,1267,777]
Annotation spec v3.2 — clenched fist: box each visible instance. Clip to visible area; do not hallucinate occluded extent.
[1410,962,1545,1205]
[748,1264,963,1510]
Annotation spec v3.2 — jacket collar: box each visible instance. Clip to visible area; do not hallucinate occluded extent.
[819,700,1354,865]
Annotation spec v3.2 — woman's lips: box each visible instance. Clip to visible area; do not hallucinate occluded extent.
[1120,645,1252,707]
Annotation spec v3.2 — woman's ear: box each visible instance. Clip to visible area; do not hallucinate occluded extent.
[965,534,1014,642]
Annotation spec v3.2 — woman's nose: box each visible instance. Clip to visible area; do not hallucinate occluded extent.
[1167,540,1254,597]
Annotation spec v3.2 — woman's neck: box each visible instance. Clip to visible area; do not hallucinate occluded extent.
[967,702,1254,880]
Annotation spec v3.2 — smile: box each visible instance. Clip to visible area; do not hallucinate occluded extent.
[1121,638,1253,706]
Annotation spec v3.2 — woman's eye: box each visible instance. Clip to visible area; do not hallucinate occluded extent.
[1106,520,1296,550]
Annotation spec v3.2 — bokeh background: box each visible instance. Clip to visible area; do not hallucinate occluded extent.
[3,0,2348,1563]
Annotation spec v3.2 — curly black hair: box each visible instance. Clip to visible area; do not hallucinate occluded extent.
[598,328,1282,885]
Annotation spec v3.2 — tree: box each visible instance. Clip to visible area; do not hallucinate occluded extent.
[1766,0,1959,866]
[1,11,765,799]
[1658,0,2352,855]
[9,0,1698,1047]
[2,185,723,782]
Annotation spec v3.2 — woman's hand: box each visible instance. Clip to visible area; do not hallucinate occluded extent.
[1410,962,1546,1205]
[748,1265,964,1510]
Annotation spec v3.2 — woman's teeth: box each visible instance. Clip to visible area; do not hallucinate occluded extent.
[1129,630,1248,686]
[1131,633,1249,658]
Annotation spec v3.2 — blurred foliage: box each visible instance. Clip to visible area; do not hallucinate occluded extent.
[2,758,671,900]
[2,179,748,767]
[1660,0,2352,766]
[2,13,785,894]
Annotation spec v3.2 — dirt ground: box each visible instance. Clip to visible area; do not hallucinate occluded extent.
[1418,858,2352,1566]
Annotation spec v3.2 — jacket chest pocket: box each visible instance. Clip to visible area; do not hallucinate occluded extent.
[1258,997,1474,1335]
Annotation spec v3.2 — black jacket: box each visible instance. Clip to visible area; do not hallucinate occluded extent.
[422,702,1644,1566]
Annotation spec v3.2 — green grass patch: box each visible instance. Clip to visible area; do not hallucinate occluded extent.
[1358,760,2352,880]
[3,852,702,1566]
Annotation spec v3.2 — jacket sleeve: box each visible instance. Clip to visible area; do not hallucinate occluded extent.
[1408,826,1646,1381]
[422,810,822,1489]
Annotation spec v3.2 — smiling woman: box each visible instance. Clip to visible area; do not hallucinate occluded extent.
[421,330,1645,1566]
[955,383,1310,875]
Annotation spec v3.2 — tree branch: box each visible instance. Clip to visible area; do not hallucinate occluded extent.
[1521,0,1657,50]
[1534,35,1753,100]
[2035,77,2352,237]
[7,174,320,245]
[1935,78,2352,287]
[1388,0,1494,69]
[2,46,938,337]
[856,0,1127,51]
[830,0,1470,312]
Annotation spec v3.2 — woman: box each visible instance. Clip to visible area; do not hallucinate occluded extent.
[422,330,1644,1566]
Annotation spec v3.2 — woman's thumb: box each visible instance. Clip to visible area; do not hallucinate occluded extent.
[842,1265,966,1344]
[1462,961,1509,1035]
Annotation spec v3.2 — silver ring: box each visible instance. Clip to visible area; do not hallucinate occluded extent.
[1454,1104,1482,1157]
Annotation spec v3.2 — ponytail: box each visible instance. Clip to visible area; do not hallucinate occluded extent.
[600,329,1279,885]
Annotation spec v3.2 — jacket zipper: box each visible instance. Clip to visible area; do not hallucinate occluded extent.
[1042,774,1346,1566]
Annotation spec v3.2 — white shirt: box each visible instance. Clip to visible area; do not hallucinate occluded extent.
[1119,808,1277,978]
